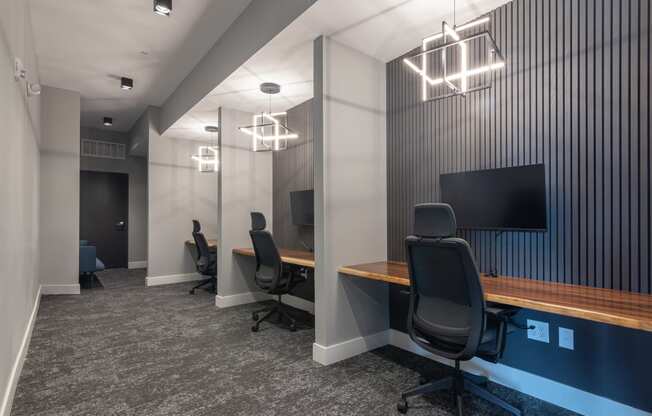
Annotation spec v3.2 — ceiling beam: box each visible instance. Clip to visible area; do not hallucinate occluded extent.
[158,0,317,133]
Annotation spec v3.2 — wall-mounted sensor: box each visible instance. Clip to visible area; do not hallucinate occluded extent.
[14,58,26,81]
[120,77,133,90]
[26,82,41,96]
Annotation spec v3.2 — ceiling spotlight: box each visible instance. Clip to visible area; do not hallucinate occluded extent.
[153,0,171,16]
[204,125,219,133]
[120,77,133,90]
[103,117,113,127]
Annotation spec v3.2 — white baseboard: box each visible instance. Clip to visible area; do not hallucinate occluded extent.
[145,273,201,287]
[40,284,80,295]
[214,291,268,308]
[0,285,41,416]
[128,261,147,269]
[213,291,315,314]
[312,330,390,366]
[388,329,649,416]
[280,294,315,314]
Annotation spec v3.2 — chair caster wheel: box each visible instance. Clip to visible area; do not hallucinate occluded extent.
[418,375,429,385]
[252,313,259,321]
[397,399,408,413]
[251,325,259,332]
[289,323,297,332]
[189,289,195,295]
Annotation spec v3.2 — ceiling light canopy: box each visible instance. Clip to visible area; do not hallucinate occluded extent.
[238,83,298,152]
[403,15,505,101]
[154,0,172,16]
[120,77,133,90]
[103,117,113,127]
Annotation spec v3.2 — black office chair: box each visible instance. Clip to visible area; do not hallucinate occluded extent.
[397,203,521,416]
[189,219,217,295]
[249,212,305,332]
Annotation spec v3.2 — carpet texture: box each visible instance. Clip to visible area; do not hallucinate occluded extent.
[11,272,577,416]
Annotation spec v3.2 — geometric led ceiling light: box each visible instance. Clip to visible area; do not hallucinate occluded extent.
[191,125,219,173]
[238,83,299,152]
[403,15,505,102]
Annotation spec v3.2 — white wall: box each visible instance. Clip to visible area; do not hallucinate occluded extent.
[313,37,389,364]
[80,127,148,266]
[0,0,41,414]
[147,108,218,282]
[39,86,81,291]
[216,108,273,306]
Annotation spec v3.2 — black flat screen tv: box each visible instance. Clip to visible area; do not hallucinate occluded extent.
[440,164,547,231]
[290,190,314,226]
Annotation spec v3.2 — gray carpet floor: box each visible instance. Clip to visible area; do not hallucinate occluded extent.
[96,268,147,289]
[12,269,577,416]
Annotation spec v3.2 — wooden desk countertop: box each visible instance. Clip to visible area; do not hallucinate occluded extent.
[339,261,652,333]
[185,239,218,249]
[233,247,315,268]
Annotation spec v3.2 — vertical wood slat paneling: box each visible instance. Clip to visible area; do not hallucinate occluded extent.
[272,99,314,249]
[386,0,651,293]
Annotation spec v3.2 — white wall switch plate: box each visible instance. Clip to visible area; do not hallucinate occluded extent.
[559,327,574,350]
[527,319,550,343]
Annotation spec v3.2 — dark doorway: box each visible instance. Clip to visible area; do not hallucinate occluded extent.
[80,171,128,269]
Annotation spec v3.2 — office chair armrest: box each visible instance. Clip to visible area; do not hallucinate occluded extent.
[485,305,518,322]
[281,266,308,292]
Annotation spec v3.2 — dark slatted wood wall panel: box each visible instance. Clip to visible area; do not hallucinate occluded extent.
[387,0,651,293]
[273,99,314,249]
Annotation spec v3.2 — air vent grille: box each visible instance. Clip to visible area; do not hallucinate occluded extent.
[81,139,126,160]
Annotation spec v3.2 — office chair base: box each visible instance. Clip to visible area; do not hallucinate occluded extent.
[189,277,216,295]
[398,362,520,416]
[251,297,297,332]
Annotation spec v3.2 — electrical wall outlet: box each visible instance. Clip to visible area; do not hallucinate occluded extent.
[527,319,550,343]
[559,327,574,350]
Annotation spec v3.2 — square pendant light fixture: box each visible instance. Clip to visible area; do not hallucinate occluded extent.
[403,16,505,102]
[154,0,171,16]
[103,117,113,126]
[238,83,299,152]
[120,77,133,90]
[191,125,219,173]
[191,146,219,172]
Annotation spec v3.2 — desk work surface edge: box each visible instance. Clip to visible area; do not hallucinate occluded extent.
[338,261,652,332]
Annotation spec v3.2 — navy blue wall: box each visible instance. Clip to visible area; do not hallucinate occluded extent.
[386,0,651,411]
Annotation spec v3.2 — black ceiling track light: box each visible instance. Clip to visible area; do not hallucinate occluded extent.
[103,117,113,127]
[120,77,133,90]
[154,0,171,16]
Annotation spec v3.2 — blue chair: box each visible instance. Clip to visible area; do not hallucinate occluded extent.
[80,241,105,288]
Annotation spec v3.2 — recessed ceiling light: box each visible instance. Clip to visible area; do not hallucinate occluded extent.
[204,125,219,133]
[154,0,171,16]
[120,77,133,90]
[103,117,113,127]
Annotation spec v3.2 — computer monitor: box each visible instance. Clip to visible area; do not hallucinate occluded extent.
[290,190,314,226]
[440,164,547,231]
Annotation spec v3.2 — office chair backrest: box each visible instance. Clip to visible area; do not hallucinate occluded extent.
[192,219,201,233]
[192,226,213,274]
[405,203,485,361]
[249,212,282,289]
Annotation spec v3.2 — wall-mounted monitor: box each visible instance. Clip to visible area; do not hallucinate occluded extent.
[440,164,547,231]
[290,189,314,226]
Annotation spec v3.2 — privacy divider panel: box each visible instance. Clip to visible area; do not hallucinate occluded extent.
[387,0,651,293]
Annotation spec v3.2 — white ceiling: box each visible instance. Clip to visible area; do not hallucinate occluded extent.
[29,0,252,132]
[166,0,510,142]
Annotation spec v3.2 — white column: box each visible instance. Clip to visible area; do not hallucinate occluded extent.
[313,37,389,365]
[216,107,273,307]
